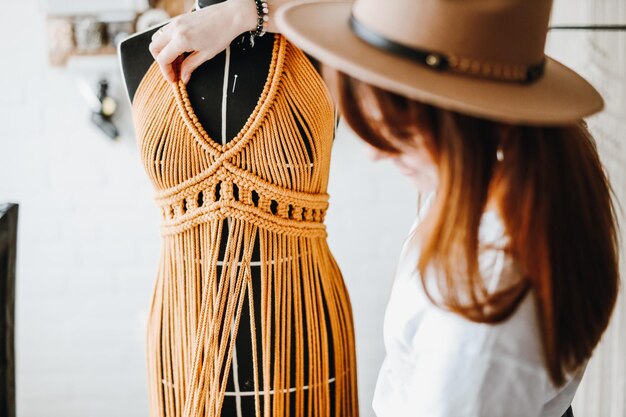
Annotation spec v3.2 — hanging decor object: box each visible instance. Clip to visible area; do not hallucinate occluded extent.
[47,18,75,66]
[77,77,120,140]
[45,12,136,66]
[44,0,193,66]
[135,8,170,33]
[107,20,135,49]
[91,78,119,140]
[74,17,106,52]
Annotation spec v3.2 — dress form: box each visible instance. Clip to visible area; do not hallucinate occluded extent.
[119,0,322,145]
[121,2,353,416]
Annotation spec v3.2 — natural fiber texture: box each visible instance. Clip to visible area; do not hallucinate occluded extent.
[131,34,358,417]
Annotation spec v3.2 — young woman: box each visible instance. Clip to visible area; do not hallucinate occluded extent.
[276,0,620,416]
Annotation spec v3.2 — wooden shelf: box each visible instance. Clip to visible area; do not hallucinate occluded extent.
[50,45,119,67]
[46,0,193,67]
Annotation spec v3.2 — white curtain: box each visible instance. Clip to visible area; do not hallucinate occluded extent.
[549,1,626,415]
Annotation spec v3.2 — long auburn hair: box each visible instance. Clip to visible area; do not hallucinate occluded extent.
[330,70,620,386]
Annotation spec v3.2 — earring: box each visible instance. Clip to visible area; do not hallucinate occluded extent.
[496,145,504,162]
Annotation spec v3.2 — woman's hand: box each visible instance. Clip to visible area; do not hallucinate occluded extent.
[147,0,337,84]
[148,0,258,84]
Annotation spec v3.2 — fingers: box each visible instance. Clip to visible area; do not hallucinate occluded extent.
[149,18,196,83]
[179,51,209,84]
[150,23,168,42]
[148,23,172,59]
[155,39,188,82]
[146,8,234,84]
[149,21,184,82]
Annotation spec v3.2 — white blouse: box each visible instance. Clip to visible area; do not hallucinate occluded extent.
[372,199,585,417]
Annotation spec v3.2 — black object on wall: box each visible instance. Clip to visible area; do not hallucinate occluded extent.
[0,203,17,417]
[549,24,626,31]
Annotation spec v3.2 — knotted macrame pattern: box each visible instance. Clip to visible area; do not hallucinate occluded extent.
[131,34,358,417]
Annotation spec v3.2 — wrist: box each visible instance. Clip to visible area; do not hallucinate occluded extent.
[228,0,259,33]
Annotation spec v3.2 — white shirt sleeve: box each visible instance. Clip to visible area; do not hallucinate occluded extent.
[400,284,551,417]
[373,205,563,417]
[403,348,548,417]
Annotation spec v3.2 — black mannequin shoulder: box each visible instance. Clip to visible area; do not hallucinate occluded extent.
[118,25,165,104]
[118,26,322,103]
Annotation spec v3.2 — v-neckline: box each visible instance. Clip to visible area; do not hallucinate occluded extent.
[173,34,284,154]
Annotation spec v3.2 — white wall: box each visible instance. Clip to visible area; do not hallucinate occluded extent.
[327,125,418,413]
[548,1,626,416]
[0,2,416,417]
[1,2,160,416]
[1,1,624,417]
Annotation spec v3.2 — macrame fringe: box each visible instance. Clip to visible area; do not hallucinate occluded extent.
[132,34,358,417]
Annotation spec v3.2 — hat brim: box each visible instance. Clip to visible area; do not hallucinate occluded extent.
[276,0,604,125]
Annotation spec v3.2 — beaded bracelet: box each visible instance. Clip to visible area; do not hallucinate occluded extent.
[249,0,269,46]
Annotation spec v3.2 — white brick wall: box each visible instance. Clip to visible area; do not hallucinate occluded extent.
[0,2,416,417]
[2,2,160,416]
[547,2,626,416]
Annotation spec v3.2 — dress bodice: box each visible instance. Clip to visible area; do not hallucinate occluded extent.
[131,34,336,237]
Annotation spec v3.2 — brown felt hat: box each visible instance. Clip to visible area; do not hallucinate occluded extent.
[275,0,604,125]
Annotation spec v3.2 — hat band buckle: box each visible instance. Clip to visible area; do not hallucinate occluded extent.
[349,15,546,84]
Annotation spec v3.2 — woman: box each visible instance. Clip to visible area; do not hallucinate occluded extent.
[276,0,620,416]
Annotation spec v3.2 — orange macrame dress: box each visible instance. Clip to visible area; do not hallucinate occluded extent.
[131,34,358,417]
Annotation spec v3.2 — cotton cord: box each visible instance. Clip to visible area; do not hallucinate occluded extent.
[131,34,358,417]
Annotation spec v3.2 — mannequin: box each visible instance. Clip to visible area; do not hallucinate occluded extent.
[119,0,323,143]
[119,1,356,417]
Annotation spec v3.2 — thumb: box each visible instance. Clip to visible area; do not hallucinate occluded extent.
[179,51,210,84]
